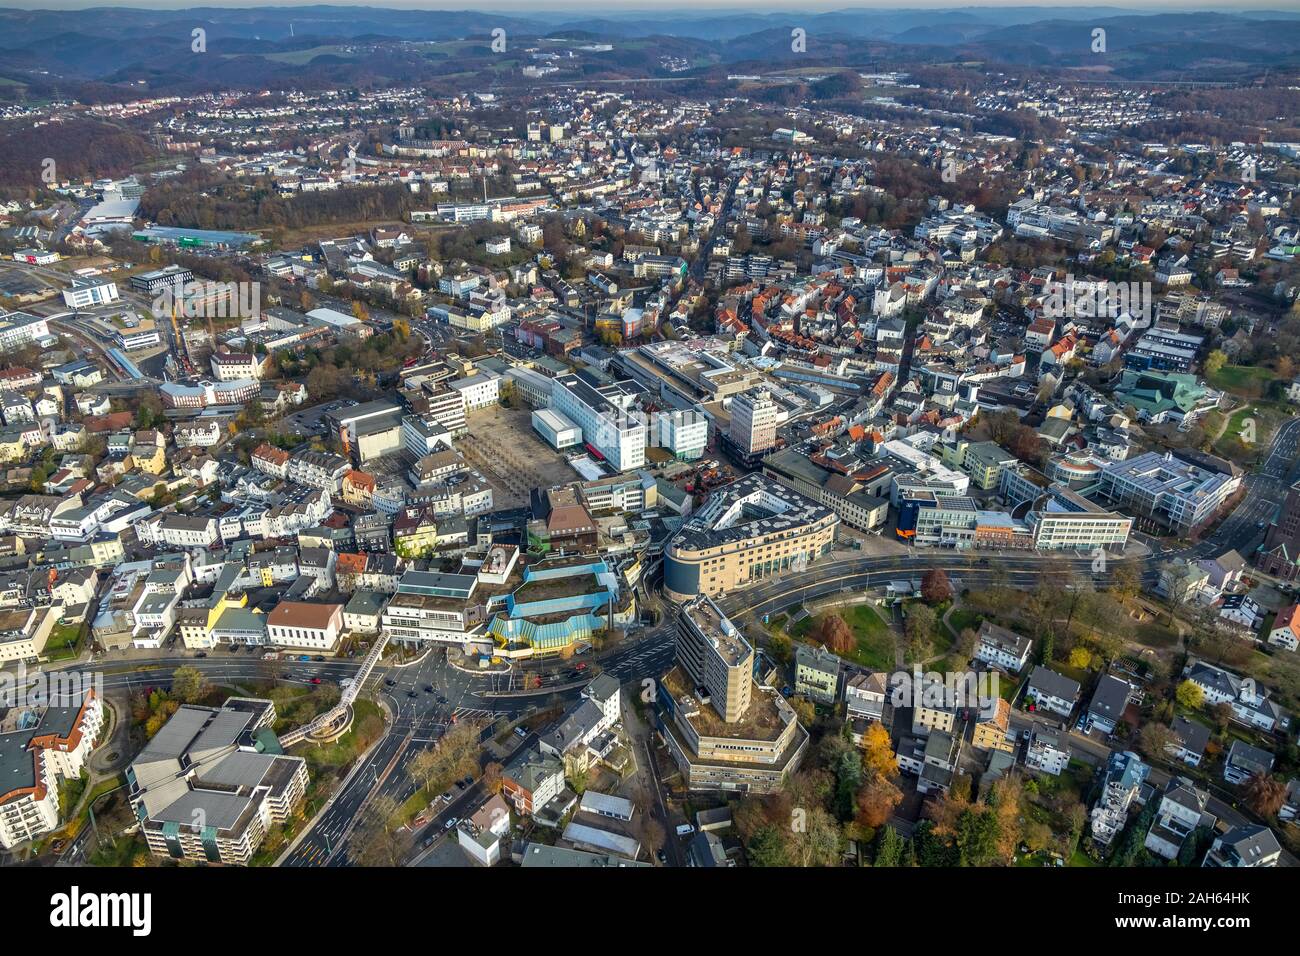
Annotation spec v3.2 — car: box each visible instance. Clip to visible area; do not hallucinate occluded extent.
[425,685,436,693]
[656,849,667,864]
[384,678,396,686]
[514,726,528,739]
[460,776,472,788]
[781,686,793,697]
[1022,729,1032,741]
[574,662,588,671]
[407,690,418,698]
[455,779,467,790]
[310,677,323,685]
[313,655,325,662]
[195,651,207,658]
[443,817,459,831]
[281,672,293,680]
[422,837,434,849]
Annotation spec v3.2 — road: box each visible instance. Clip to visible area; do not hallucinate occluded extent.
[13,377,1300,867]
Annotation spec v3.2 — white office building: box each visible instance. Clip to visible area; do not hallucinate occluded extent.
[550,374,645,471]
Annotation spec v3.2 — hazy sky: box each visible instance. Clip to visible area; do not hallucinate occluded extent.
[0,1,1294,9]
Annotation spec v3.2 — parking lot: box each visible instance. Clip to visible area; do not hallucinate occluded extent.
[459,406,579,507]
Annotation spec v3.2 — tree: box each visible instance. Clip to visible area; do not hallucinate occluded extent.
[956,806,1001,867]
[1243,773,1286,818]
[904,603,937,660]
[409,720,481,794]
[861,722,897,778]
[482,762,504,795]
[747,824,789,867]
[1138,721,1176,761]
[1175,679,1205,711]
[855,774,903,829]
[1204,349,1228,377]
[921,568,953,605]
[352,794,411,867]
[815,613,856,656]
[170,666,209,704]
[873,824,905,867]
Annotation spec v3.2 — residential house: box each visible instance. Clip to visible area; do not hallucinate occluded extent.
[1026,665,1081,718]
[1144,777,1214,861]
[795,643,839,704]
[1203,824,1281,868]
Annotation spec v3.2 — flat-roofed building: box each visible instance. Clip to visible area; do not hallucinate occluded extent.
[550,374,645,471]
[656,598,807,793]
[677,594,754,723]
[663,473,837,603]
[129,699,308,865]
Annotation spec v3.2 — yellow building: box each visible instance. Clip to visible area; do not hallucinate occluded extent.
[663,474,838,603]
[972,698,1014,752]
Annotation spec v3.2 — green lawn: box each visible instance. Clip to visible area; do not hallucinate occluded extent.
[44,622,84,661]
[794,604,896,670]
[1207,364,1277,396]
[947,607,983,635]
[1135,620,1180,648]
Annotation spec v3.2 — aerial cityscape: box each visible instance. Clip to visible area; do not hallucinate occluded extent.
[0,2,1298,903]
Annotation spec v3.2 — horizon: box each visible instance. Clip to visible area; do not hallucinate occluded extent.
[2,1,1299,12]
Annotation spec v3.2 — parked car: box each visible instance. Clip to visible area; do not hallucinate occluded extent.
[310,677,323,685]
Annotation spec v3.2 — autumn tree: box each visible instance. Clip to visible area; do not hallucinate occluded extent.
[921,568,953,605]
[1175,679,1205,711]
[170,666,210,704]
[1243,773,1286,818]
[861,722,897,778]
[815,613,856,656]
[1137,721,1176,761]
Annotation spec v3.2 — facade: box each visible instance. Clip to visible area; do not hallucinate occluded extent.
[728,389,779,457]
[1090,750,1149,846]
[676,594,754,723]
[656,597,807,793]
[0,689,103,849]
[265,601,344,651]
[972,621,1032,673]
[129,699,308,865]
[550,374,645,471]
[794,643,839,704]
[1203,824,1281,868]
[663,474,838,603]
[1144,777,1213,861]
[1097,451,1240,535]
[62,278,120,309]
[1025,665,1081,718]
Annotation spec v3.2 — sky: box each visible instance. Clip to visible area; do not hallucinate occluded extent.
[0,1,1295,9]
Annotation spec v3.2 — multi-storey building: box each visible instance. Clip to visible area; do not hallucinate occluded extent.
[1097,450,1240,535]
[550,374,645,471]
[129,699,308,865]
[656,597,807,793]
[663,474,837,603]
[728,389,778,457]
[0,688,103,849]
